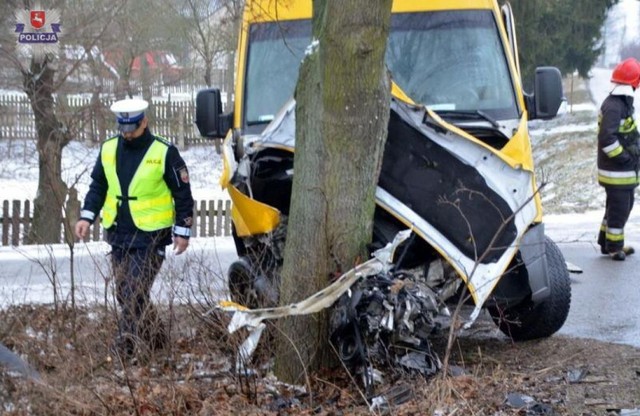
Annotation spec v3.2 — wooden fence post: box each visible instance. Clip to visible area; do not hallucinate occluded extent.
[198,200,206,238]
[224,200,231,236]
[215,200,223,237]
[2,200,8,246]
[177,106,185,150]
[23,200,30,240]
[207,200,214,237]
[191,205,197,237]
[91,216,101,242]
[11,200,20,246]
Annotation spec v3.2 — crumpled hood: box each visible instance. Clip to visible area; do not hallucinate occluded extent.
[224,96,538,313]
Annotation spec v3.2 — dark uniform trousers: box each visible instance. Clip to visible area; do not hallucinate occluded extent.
[110,245,167,351]
[598,187,635,252]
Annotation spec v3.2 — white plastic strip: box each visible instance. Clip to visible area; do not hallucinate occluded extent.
[217,231,412,365]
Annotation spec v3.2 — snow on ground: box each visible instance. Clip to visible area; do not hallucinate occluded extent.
[600,0,640,67]
[0,237,236,308]
[0,135,227,202]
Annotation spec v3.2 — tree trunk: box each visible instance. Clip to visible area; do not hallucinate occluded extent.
[204,61,212,87]
[23,58,71,244]
[274,0,392,384]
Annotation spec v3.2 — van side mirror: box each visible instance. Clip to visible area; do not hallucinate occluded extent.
[531,66,564,120]
[195,88,233,138]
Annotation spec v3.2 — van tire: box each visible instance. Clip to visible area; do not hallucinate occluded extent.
[489,237,571,341]
[228,257,259,308]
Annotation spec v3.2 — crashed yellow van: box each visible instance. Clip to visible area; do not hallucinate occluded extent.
[196,0,570,363]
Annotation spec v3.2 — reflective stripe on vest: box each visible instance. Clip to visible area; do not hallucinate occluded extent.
[597,168,640,186]
[101,138,175,231]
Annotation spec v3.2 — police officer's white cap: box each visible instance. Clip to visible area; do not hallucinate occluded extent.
[110,98,149,132]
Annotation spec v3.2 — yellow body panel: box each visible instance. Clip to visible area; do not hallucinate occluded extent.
[500,113,544,220]
[218,130,283,236]
[228,184,281,237]
[390,82,415,105]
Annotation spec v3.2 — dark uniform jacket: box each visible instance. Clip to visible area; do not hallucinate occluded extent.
[80,129,194,248]
[597,92,640,189]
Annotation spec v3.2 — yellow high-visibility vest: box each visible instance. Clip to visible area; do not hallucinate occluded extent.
[101,137,175,231]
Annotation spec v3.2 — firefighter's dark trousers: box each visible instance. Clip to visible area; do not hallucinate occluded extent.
[110,245,167,353]
[598,187,635,253]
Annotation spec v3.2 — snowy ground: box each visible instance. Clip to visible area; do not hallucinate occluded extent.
[1,135,227,204]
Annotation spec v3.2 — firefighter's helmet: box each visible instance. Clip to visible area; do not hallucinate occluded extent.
[611,58,640,89]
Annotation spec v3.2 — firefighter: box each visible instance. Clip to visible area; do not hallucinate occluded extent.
[597,58,640,261]
[74,98,194,358]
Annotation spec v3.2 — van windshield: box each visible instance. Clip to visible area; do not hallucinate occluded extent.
[244,10,519,132]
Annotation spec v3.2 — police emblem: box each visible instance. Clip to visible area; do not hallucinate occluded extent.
[30,11,45,29]
[14,5,62,60]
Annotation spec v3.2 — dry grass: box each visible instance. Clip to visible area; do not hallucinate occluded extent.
[1,304,639,415]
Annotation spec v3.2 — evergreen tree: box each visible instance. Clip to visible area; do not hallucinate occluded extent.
[510,0,617,90]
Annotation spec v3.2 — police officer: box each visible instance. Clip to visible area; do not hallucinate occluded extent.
[75,98,194,357]
[597,58,640,261]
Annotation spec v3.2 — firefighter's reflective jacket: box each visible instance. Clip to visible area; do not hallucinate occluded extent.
[597,92,640,189]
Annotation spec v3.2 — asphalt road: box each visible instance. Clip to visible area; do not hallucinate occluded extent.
[555,241,640,348]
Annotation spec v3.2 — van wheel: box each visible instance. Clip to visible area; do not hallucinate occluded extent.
[489,237,571,341]
[228,257,259,309]
[228,256,279,309]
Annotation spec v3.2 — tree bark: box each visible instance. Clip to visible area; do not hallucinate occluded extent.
[275,0,392,384]
[23,58,71,244]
